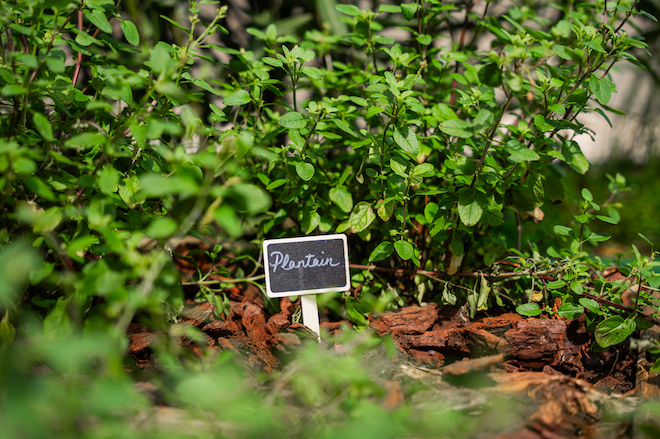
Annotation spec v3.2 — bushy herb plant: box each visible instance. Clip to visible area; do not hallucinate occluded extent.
[0,0,660,437]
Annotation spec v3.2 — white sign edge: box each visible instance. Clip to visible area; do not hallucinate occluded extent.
[262,233,351,298]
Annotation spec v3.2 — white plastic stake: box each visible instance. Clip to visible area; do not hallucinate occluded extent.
[301,294,321,342]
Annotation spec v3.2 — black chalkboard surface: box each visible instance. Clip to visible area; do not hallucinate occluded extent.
[263,234,350,298]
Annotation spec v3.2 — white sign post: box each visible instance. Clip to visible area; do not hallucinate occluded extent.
[263,234,350,340]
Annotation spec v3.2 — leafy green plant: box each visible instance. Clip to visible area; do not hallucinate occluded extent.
[0,0,272,342]
[212,0,658,330]
[0,1,659,438]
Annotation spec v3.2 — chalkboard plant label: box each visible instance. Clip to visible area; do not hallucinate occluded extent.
[263,234,350,298]
[263,234,350,339]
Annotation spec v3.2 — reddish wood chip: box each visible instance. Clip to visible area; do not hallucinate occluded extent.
[371,303,439,335]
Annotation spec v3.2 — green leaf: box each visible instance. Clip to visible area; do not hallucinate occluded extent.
[223,90,251,106]
[85,9,113,33]
[295,162,315,181]
[160,14,190,32]
[64,132,106,149]
[349,202,375,233]
[587,232,611,243]
[412,163,434,176]
[279,112,307,129]
[562,140,590,174]
[329,186,353,213]
[579,298,600,314]
[439,119,474,138]
[554,225,574,237]
[97,165,120,194]
[393,125,419,156]
[119,176,145,208]
[595,316,636,348]
[416,34,432,45]
[127,209,142,231]
[0,311,16,347]
[214,204,242,237]
[450,237,464,257]
[394,240,414,260]
[588,76,611,105]
[331,119,357,137]
[146,217,178,239]
[401,3,419,20]
[557,302,584,319]
[533,114,554,132]
[548,103,566,115]
[506,141,540,163]
[120,20,140,46]
[478,63,502,87]
[369,241,394,262]
[546,280,566,290]
[302,66,325,80]
[335,4,360,16]
[457,188,487,227]
[390,156,408,177]
[516,303,542,317]
[43,296,72,342]
[32,112,54,141]
[302,210,321,234]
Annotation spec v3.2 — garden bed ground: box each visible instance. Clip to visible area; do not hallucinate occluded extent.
[126,241,660,438]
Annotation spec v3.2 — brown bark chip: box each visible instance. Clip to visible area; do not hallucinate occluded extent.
[370,303,439,335]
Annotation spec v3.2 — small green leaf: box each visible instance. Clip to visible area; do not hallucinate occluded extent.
[412,163,434,177]
[416,34,432,45]
[562,140,590,174]
[302,66,325,80]
[557,302,584,319]
[588,76,612,105]
[295,162,315,181]
[534,114,554,132]
[43,296,72,342]
[32,112,54,141]
[329,186,353,213]
[223,90,251,106]
[119,176,145,208]
[516,303,542,317]
[127,209,142,231]
[349,202,375,233]
[554,225,574,237]
[279,112,307,129]
[506,141,540,163]
[120,20,140,46]
[579,298,600,314]
[331,119,357,137]
[401,3,419,20]
[160,14,190,32]
[369,241,394,262]
[393,125,419,156]
[450,237,464,257]
[394,240,414,260]
[302,210,321,234]
[546,280,566,290]
[478,63,502,87]
[457,188,487,227]
[85,9,113,33]
[548,103,566,114]
[335,4,360,16]
[97,165,120,194]
[439,119,474,138]
[146,217,178,239]
[595,316,636,348]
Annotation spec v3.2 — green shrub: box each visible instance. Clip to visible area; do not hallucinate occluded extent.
[0,0,658,348]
